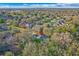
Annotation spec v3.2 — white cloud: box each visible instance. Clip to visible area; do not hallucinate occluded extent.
[29,4,49,8]
[0,5,26,8]
[27,4,58,8]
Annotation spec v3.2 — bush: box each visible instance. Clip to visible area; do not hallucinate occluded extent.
[4,51,14,56]
[33,38,43,43]
[54,26,67,33]
[0,19,5,23]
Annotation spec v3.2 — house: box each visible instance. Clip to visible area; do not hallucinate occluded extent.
[19,21,33,28]
[0,44,21,55]
[58,19,65,25]
[0,23,9,31]
[32,25,48,40]
[25,22,33,28]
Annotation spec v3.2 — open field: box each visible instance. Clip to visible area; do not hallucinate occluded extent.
[0,8,79,56]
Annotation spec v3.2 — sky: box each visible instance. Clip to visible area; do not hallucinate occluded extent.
[0,0,79,3]
[0,3,79,8]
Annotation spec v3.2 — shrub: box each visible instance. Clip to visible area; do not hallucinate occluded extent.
[4,51,14,56]
[0,19,5,23]
[33,38,43,43]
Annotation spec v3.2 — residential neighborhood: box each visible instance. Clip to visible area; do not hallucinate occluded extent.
[0,8,79,56]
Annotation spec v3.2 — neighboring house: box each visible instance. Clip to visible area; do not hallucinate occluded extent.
[0,44,21,55]
[25,22,33,28]
[58,19,65,25]
[0,23,9,31]
[51,19,65,26]
[19,21,33,28]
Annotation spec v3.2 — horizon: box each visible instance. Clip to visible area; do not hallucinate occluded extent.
[0,3,79,8]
